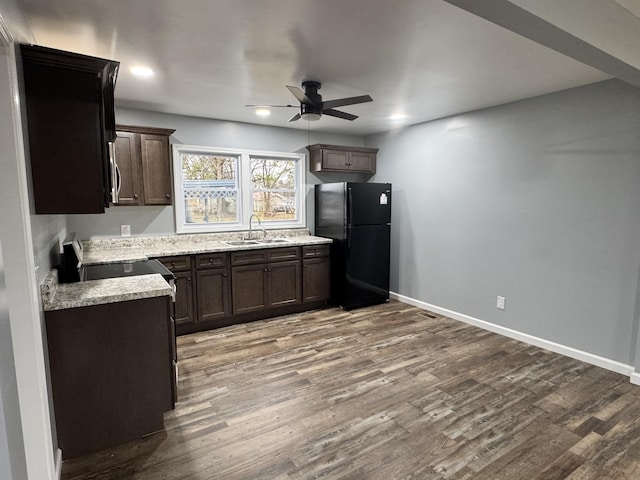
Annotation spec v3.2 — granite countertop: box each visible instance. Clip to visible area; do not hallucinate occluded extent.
[41,230,332,311]
[81,232,332,265]
[42,271,172,312]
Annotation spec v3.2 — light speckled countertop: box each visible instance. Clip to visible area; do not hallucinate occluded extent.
[42,271,171,311]
[81,231,332,265]
[42,230,332,311]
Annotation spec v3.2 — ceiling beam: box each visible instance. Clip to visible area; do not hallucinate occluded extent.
[444,0,640,88]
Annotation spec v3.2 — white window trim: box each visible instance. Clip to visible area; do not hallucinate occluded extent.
[172,144,306,234]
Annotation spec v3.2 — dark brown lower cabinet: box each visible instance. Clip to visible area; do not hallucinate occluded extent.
[196,267,231,322]
[174,270,195,326]
[269,260,302,307]
[232,264,268,315]
[157,245,328,335]
[231,259,302,314]
[231,247,301,315]
[303,256,330,302]
[45,295,173,460]
[157,256,195,327]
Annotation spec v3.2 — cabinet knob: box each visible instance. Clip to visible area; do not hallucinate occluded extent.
[165,194,171,199]
[187,277,191,282]
[223,273,227,277]
[209,258,213,263]
[134,193,138,199]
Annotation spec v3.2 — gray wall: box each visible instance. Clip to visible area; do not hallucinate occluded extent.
[1,0,60,476]
[31,215,66,283]
[67,108,368,239]
[368,79,640,365]
[0,240,27,480]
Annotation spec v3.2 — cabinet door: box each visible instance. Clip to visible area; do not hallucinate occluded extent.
[21,46,118,214]
[141,133,172,205]
[232,264,267,315]
[322,149,349,171]
[45,296,172,459]
[303,257,330,303]
[268,260,301,308]
[174,271,195,326]
[113,131,141,205]
[348,152,375,173]
[196,268,231,322]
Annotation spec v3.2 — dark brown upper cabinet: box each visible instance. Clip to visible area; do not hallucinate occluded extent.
[114,125,175,206]
[19,44,119,214]
[307,144,378,174]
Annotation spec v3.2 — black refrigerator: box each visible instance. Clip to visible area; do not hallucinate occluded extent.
[315,182,391,310]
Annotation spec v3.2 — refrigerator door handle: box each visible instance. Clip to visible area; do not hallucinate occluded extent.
[348,187,353,226]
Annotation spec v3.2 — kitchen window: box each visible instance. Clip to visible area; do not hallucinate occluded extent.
[172,145,305,233]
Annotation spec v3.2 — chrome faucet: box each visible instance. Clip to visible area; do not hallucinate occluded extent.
[245,214,266,240]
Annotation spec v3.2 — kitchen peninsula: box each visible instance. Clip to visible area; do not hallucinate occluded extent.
[40,228,331,460]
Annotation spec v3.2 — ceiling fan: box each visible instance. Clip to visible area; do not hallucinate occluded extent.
[246,80,373,122]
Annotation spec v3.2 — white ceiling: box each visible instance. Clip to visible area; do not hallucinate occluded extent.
[15,0,640,136]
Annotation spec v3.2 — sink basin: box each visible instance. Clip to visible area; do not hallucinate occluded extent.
[257,238,290,244]
[223,240,260,246]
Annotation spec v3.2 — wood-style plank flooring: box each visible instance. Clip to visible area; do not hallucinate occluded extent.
[61,301,640,479]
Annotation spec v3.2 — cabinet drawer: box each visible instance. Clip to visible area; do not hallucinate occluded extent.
[196,252,227,269]
[267,247,301,262]
[302,245,330,258]
[158,255,191,272]
[231,249,268,266]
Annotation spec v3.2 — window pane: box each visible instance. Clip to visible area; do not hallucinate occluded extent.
[250,157,297,222]
[251,158,295,190]
[181,153,238,224]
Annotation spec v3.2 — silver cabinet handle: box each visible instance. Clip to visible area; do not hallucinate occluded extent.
[115,162,122,197]
[109,141,119,204]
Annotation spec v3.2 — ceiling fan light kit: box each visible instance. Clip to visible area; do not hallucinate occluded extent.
[246,80,373,123]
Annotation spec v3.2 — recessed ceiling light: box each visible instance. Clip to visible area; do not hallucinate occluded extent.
[255,108,271,117]
[130,66,154,78]
[389,113,408,121]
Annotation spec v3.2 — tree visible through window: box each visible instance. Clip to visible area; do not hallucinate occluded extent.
[181,153,238,224]
[251,158,297,221]
[172,145,305,233]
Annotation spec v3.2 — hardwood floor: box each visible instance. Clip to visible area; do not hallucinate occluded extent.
[61,301,640,479]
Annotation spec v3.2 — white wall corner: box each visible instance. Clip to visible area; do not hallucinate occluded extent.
[55,447,62,479]
[0,25,57,480]
[390,291,635,380]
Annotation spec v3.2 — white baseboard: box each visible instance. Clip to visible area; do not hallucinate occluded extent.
[55,448,62,480]
[630,372,640,386]
[390,291,635,378]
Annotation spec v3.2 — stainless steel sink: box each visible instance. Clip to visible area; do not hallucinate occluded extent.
[257,238,290,244]
[222,238,290,247]
[223,240,260,246]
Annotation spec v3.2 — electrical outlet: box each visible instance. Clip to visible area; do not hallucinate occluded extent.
[497,296,506,310]
[120,224,131,237]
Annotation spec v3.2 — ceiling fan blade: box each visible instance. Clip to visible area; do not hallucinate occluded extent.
[321,95,373,110]
[286,85,313,104]
[322,109,358,121]
[244,104,297,108]
[288,113,301,122]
